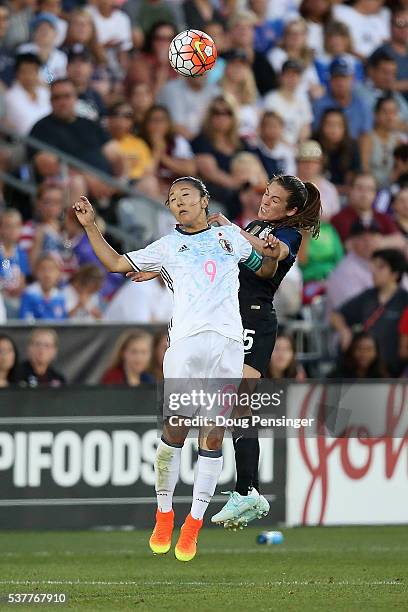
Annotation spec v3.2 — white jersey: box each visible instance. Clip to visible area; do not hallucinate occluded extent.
[124,225,253,344]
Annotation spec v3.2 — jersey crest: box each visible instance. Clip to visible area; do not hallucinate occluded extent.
[219,238,234,254]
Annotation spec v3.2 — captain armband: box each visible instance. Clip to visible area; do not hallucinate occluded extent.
[242,248,263,272]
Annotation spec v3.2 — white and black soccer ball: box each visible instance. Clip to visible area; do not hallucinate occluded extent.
[168,29,217,78]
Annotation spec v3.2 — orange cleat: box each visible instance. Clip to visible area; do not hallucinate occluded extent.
[149,509,174,555]
[174,513,203,562]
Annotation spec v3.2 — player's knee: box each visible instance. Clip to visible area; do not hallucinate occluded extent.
[201,426,224,451]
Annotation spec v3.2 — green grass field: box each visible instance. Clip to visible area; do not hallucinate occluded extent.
[0,526,407,611]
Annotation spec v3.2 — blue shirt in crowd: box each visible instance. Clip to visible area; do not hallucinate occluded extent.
[312,89,373,138]
[0,244,31,288]
[19,283,67,320]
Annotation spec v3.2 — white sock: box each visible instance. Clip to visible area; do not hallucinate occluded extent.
[155,438,182,513]
[190,452,223,520]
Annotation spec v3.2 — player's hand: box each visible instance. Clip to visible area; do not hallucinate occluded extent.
[207,212,232,227]
[72,196,96,228]
[126,271,160,282]
[261,235,281,259]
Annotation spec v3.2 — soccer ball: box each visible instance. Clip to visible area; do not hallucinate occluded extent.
[168,29,217,78]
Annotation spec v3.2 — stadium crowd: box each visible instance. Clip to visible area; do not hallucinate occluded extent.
[0,0,407,381]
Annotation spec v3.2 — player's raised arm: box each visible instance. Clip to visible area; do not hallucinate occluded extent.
[73,196,132,274]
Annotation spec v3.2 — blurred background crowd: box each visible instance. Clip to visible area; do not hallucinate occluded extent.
[0,0,407,383]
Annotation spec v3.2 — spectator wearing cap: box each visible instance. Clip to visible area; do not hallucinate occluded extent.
[375,7,408,102]
[227,10,278,97]
[331,173,405,250]
[326,219,382,313]
[0,3,15,87]
[331,248,408,376]
[86,0,132,78]
[355,49,408,129]
[66,44,106,121]
[4,52,50,135]
[360,95,405,189]
[29,78,124,194]
[312,54,373,141]
[263,59,312,148]
[37,0,67,47]
[392,187,408,239]
[314,21,365,89]
[220,50,260,141]
[267,17,323,100]
[18,12,67,83]
[314,108,361,193]
[333,0,391,59]
[249,110,296,177]
[296,139,340,218]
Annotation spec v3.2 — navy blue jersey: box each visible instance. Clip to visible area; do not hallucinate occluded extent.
[238,221,302,305]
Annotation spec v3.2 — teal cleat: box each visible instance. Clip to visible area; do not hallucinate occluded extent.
[211,489,264,530]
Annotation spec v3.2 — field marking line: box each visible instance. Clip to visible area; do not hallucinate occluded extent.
[0,580,404,587]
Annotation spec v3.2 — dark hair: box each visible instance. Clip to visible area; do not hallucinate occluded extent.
[394,143,408,163]
[299,0,332,24]
[107,100,132,117]
[334,332,388,378]
[165,176,210,212]
[139,104,174,149]
[143,21,176,54]
[267,332,299,379]
[50,77,75,90]
[368,48,396,69]
[268,175,321,238]
[261,110,284,127]
[15,52,42,72]
[316,108,354,177]
[0,334,19,384]
[372,248,407,282]
[374,93,398,114]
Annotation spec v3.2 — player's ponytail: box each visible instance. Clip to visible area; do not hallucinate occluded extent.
[269,175,322,238]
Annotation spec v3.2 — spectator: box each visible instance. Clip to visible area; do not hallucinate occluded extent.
[230,152,267,189]
[204,20,227,84]
[129,82,153,134]
[263,59,313,148]
[37,0,66,47]
[191,94,245,205]
[357,49,408,128]
[103,275,172,322]
[330,248,408,376]
[375,7,408,102]
[375,143,408,214]
[0,334,19,386]
[27,183,66,269]
[326,219,382,313]
[64,263,105,321]
[157,73,217,140]
[250,110,296,177]
[299,0,332,55]
[4,52,50,136]
[266,332,306,380]
[86,0,132,77]
[296,139,340,218]
[314,107,361,192]
[312,55,373,142]
[227,9,278,97]
[314,20,364,88]
[101,330,155,386]
[220,50,259,141]
[62,8,106,66]
[106,100,157,191]
[182,0,224,31]
[0,3,16,87]
[392,187,408,238]
[126,22,176,98]
[19,252,67,321]
[18,12,67,83]
[328,331,388,378]
[331,173,403,247]
[361,95,404,189]
[267,17,323,99]
[149,329,167,382]
[333,0,391,59]
[274,261,303,319]
[29,78,124,191]
[232,181,265,228]
[140,104,196,196]
[19,327,65,386]
[249,0,284,55]
[66,45,106,121]
[4,0,34,50]
[0,208,30,318]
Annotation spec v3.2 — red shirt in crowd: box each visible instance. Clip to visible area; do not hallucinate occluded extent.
[399,307,408,335]
[330,206,398,243]
[101,366,155,385]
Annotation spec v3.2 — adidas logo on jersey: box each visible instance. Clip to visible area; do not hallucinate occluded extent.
[178,245,189,252]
